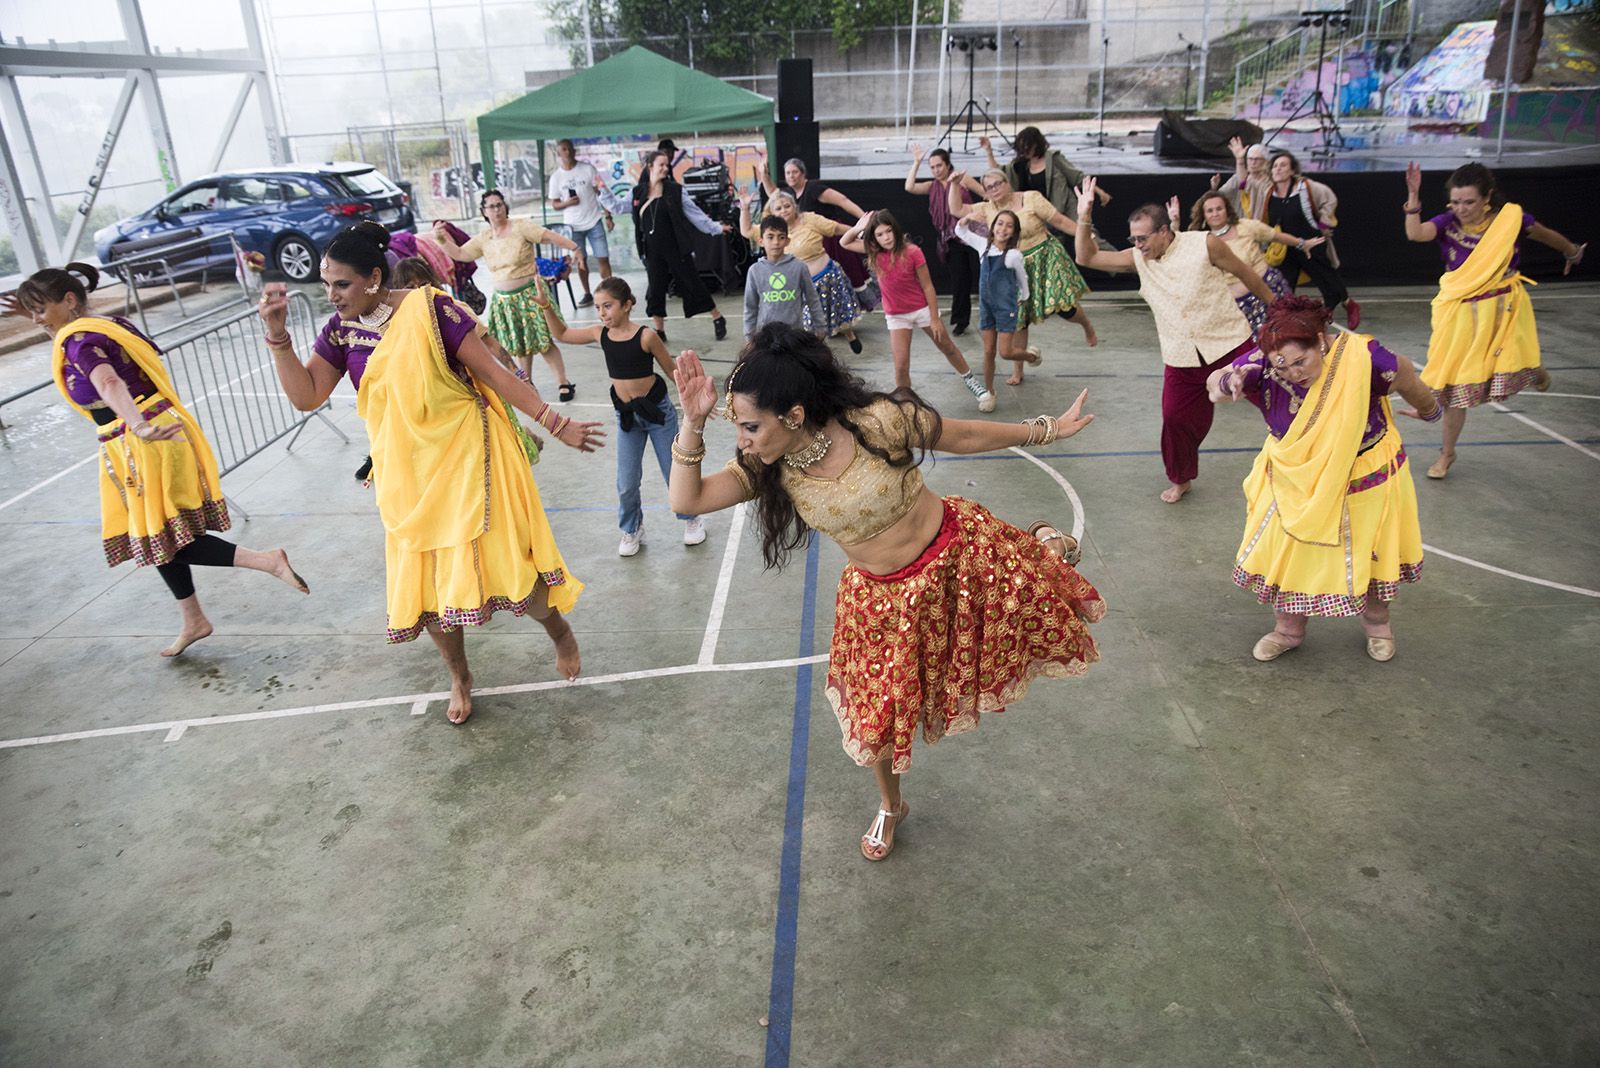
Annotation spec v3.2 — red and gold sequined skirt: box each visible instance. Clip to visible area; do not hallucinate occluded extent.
[825,496,1104,774]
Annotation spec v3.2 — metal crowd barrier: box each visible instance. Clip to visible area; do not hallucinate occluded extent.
[155,289,349,518]
[103,229,253,334]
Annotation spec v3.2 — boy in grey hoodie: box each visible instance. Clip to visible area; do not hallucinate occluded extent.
[743,216,825,340]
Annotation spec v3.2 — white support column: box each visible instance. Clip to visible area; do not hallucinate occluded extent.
[116,0,182,191]
[207,77,256,174]
[239,0,287,164]
[64,74,140,261]
[933,0,952,131]
[0,74,64,266]
[0,124,48,274]
[1197,0,1212,112]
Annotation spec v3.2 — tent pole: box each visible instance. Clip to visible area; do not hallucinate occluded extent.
[538,139,548,227]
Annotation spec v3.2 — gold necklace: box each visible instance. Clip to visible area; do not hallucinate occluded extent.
[782,429,832,470]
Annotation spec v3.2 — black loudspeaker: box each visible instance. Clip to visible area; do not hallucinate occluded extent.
[1153,111,1263,159]
[777,58,814,123]
[773,121,820,177]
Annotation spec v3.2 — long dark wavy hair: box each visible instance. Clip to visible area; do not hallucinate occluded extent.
[729,323,942,570]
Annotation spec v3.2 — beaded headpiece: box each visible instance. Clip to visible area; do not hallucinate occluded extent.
[722,362,744,421]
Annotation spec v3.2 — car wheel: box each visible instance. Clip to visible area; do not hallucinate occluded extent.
[274,236,317,282]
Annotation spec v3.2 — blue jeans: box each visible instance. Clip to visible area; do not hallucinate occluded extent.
[617,397,696,533]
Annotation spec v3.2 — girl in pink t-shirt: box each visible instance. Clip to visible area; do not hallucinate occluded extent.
[843,210,995,412]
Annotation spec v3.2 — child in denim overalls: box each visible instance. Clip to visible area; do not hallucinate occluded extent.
[954,211,1032,395]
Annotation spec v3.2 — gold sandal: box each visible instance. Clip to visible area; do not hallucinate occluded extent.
[1028,521,1082,566]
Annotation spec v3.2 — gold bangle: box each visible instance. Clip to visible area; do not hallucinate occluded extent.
[670,442,705,466]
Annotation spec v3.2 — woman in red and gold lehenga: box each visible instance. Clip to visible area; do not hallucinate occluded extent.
[668,323,1104,862]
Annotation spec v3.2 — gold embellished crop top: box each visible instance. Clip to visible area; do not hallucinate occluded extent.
[726,398,935,546]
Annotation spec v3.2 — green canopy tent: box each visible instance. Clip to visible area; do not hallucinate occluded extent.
[475,46,776,199]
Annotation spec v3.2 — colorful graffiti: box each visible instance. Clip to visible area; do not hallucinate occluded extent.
[1384,21,1497,123]
[1481,88,1600,144]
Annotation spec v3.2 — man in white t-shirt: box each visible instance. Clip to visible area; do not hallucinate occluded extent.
[548,138,614,306]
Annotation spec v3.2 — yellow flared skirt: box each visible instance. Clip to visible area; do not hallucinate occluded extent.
[94,400,230,568]
[1233,424,1423,616]
[1421,280,1542,408]
[380,396,580,642]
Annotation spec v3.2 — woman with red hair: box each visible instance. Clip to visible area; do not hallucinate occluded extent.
[1207,297,1437,663]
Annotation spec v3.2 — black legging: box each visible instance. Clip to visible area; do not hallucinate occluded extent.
[943,236,977,330]
[1278,243,1349,312]
[155,534,237,600]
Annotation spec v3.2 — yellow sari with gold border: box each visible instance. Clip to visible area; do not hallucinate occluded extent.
[1422,203,1541,408]
[358,288,581,643]
[1233,333,1424,616]
[52,316,229,568]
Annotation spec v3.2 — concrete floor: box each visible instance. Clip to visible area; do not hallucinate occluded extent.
[1,278,1597,1067]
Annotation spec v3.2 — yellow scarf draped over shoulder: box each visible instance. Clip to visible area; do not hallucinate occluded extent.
[51,315,223,483]
[357,286,505,553]
[1256,332,1371,546]
[1435,203,1528,305]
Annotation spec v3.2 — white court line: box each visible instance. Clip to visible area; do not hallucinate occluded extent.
[697,504,747,666]
[1523,392,1600,401]
[0,454,98,512]
[1422,543,1600,599]
[1007,447,1086,542]
[0,653,831,752]
[1488,401,1600,462]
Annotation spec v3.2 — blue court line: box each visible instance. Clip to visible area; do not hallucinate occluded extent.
[764,531,821,1068]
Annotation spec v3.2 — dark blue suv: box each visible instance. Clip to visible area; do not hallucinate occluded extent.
[94,163,415,283]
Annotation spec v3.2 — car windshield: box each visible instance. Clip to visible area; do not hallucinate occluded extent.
[336,170,392,197]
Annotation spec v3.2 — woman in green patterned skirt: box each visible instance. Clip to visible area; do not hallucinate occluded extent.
[947,169,1098,385]
[433,191,582,401]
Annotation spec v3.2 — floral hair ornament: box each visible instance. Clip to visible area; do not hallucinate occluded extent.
[722,361,745,422]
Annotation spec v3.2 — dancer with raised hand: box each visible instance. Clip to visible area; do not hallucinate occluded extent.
[840,209,996,410]
[1208,297,1434,663]
[946,168,1096,382]
[952,211,1032,393]
[667,324,1104,861]
[1075,178,1278,504]
[532,277,707,556]
[431,191,580,401]
[592,150,732,347]
[904,144,985,335]
[15,263,308,657]
[260,225,605,725]
[755,148,876,306]
[1402,161,1585,479]
[1169,191,1303,333]
[1262,150,1358,328]
[738,188,865,353]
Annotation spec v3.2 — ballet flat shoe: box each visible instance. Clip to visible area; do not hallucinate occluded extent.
[1252,633,1298,662]
[1366,636,1396,662]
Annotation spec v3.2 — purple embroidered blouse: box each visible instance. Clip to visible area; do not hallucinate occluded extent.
[1427,210,1537,273]
[1231,338,1400,452]
[313,291,480,389]
[59,317,160,408]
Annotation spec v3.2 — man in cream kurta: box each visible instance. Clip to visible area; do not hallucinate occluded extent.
[1074,181,1278,502]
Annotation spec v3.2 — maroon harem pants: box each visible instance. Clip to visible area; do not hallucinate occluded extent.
[1161,338,1257,485]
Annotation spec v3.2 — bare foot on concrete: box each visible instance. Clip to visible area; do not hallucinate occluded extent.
[161,620,215,658]
[1160,481,1191,504]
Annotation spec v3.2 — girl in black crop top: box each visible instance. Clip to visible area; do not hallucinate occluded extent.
[532,277,708,554]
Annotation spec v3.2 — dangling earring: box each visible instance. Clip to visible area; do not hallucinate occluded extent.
[365,284,381,295]
[779,415,801,431]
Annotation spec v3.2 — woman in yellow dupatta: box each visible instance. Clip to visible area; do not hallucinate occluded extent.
[1402,162,1586,478]
[1208,297,1437,663]
[14,262,308,656]
[260,226,605,724]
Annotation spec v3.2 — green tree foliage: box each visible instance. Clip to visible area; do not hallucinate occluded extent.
[546,0,953,67]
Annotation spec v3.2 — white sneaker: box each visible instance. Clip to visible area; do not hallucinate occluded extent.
[962,374,996,412]
[618,525,644,557]
[683,517,707,546]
